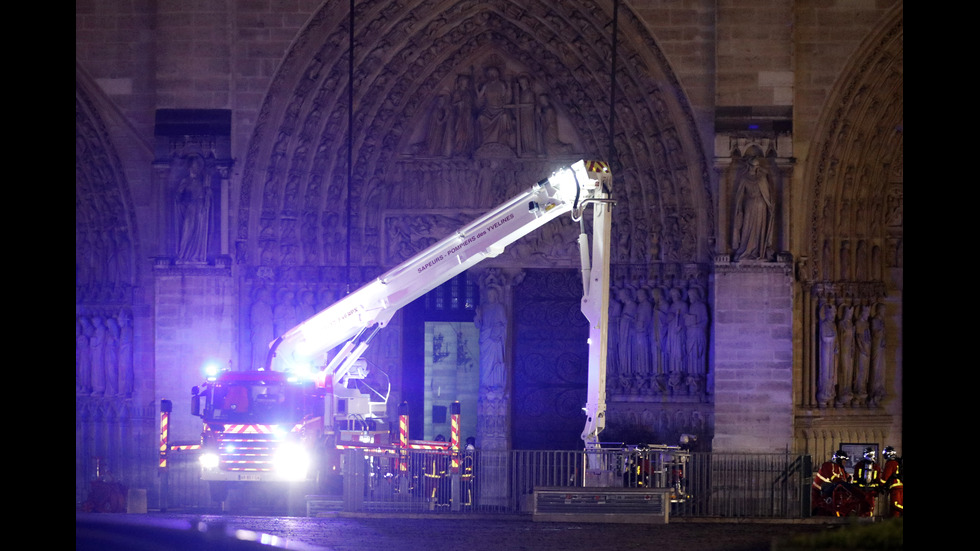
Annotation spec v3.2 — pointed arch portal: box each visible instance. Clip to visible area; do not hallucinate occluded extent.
[237,0,712,449]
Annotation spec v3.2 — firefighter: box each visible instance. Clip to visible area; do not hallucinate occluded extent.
[880,446,903,517]
[424,435,448,509]
[621,444,654,488]
[811,449,851,516]
[461,436,476,508]
[853,447,881,517]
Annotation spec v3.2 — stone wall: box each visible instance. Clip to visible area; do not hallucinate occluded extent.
[712,263,794,452]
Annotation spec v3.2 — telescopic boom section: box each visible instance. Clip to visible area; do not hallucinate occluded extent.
[578,165,614,451]
[266,160,613,444]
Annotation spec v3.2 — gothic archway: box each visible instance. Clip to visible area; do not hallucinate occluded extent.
[237,0,716,450]
[239,0,713,275]
[798,3,903,458]
[76,62,149,504]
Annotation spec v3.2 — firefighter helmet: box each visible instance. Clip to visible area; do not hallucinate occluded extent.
[883,446,897,460]
[832,449,849,463]
[863,447,876,461]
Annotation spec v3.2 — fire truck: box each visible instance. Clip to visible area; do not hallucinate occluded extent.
[190,159,614,504]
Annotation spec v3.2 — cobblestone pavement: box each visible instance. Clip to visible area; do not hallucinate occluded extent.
[78,512,844,551]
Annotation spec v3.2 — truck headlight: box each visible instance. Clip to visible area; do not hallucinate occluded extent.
[200,451,220,470]
[273,441,311,481]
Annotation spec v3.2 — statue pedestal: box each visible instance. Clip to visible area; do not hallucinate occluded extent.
[711,261,794,453]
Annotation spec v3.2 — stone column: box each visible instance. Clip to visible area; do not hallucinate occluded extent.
[475,268,523,507]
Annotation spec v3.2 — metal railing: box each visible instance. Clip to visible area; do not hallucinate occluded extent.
[158,450,211,511]
[157,448,815,519]
[678,452,812,518]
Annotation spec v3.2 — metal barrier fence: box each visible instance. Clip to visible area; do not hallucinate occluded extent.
[158,447,815,519]
[158,450,211,511]
[678,452,813,518]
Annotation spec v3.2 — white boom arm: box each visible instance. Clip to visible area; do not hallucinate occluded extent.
[578,168,613,451]
[266,160,613,447]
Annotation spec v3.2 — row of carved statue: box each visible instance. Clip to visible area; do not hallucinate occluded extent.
[608,280,709,397]
[76,309,135,398]
[817,300,886,408]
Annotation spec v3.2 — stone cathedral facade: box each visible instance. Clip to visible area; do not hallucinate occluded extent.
[76,0,903,505]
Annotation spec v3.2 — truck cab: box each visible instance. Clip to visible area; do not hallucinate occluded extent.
[191,369,328,501]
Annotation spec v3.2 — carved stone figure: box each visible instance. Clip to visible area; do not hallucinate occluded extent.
[685,286,709,384]
[297,289,317,323]
[420,93,450,156]
[731,157,775,261]
[175,156,212,262]
[816,303,838,407]
[476,65,514,149]
[105,316,120,397]
[514,74,538,156]
[118,308,134,397]
[607,289,622,377]
[630,288,652,383]
[650,287,670,391]
[250,287,275,370]
[273,289,297,338]
[836,304,855,406]
[869,303,887,406]
[449,73,477,157]
[615,286,635,380]
[476,285,507,390]
[666,287,688,392]
[537,93,571,154]
[853,304,872,404]
[90,315,107,395]
[77,316,92,394]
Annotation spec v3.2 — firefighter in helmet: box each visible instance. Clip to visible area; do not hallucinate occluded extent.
[811,449,851,516]
[880,446,903,517]
[853,447,881,517]
[424,435,449,509]
[461,436,476,508]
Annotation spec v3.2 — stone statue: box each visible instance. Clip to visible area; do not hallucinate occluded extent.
[297,289,317,323]
[449,73,477,157]
[853,304,872,404]
[118,308,134,397]
[869,303,887,406]
[630,287,652,383]
[250,287,275,370]
[105,316,120,397]
[77,316,92,394]
[424,94,450,156]
[665,287,688,392]
[816,303,838,407]
[536,93,571,154]
[175,156,212,262]
[615,286,635,380]
[836,304,855,406]
[273,288,297,338]
[514,74,538,156]
[476,285,507,390]
[476,65,514,149]
[685,286,709,384]
[731,157,775,261]
[607,288,622,377]
[90,315,107,395]
[650,287,670,391]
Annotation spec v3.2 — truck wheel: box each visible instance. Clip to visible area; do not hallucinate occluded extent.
[222,485,247,514]
[315,470,342,496]
[209,481,229,503]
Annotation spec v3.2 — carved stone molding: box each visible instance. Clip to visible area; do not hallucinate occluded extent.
[805,6,903,285]
[239,0,713,274]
